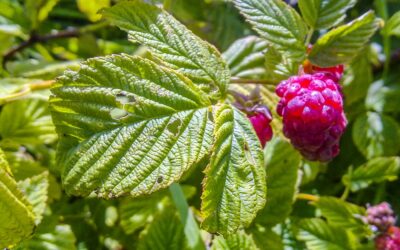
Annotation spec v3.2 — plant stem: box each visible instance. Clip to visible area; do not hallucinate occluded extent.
[305,28,314,46]
[374,0,390,80]
[0,80,55,105]
[2,21,109,65]
[296,193,319,202]
[169,183,205,250]
[230,78,276,85]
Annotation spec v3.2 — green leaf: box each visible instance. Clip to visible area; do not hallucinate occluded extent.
[352,112,400,159]
[342,157,400,192]
[314,197,366,232]
[0,99,57,147]
[16,223,77,250]
[309,11,381,67]
[25,0,60,29]
[77,0,110,22]
[233,0,308,61]
[264,46,298,83]
[222,36,268,79]
[137,209,187,250]
[366,80,400,114]
[17,172,49,225]
[255,137,301,227]
[383,11,400,37]
[201,104,266,234]
[103,1,230,101]
[50,54,214,198]
[119,193,167,234]
[343,47,373,105]
[0,149,35,249]
[298,218,357,250]
[211,231,259,250]
[298,0,356,29]
[251,226,284,250]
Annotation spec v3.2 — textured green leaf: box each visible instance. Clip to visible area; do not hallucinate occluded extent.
[0,99,56,146]
[234,0,308,61]
[315,197,366,232]
[352,112,400,159]
[137,209,187,250]
[211,230,258,250]
[103,1,230,100]
[201,104,266,234]
[309,11,381,67]
[0,149,35,249]
[264,46,298,83]
[50,54,214,198]
[366,80,400,114]
[298,0,356,29]
[298,218,357,250]
[222,36,268,79]
[342,157,400,192]
[18,172,49,225]
[255,137,301,227]
[383,11,400,37]
[16,223,77,250]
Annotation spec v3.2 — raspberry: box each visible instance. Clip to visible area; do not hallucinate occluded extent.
[276,74,347,161]
[312,64,344,83]
[375,227,400,250]
[367,202,397,232]
[232,86,273,148]
[248,108,273,147]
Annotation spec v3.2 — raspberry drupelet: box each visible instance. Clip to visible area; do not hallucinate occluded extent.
[276,73,347,161]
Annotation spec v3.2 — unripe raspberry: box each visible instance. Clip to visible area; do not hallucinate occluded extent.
[276,74,347,161]
[248,108,273,147]
[232,86,273,148]
[375,226,400,250]
[367,202,397,232]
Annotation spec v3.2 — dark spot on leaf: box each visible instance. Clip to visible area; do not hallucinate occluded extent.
[167,119,182,136]
[208,110,214,122]
[244,142,249,151]
[157,176,163,183]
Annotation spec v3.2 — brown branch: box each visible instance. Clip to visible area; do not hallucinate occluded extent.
[2,21,109,66]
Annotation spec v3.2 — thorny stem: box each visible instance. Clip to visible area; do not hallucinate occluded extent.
[0,80,55,105]
[230,78,276,85]
[296,193,319,202]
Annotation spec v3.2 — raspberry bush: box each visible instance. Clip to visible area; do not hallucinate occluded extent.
[0,0,399,249]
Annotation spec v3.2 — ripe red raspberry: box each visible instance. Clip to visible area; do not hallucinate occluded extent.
[311,64,344,83]
[276,73,347,161]
[375,227,400,250]
[248,108,273,147]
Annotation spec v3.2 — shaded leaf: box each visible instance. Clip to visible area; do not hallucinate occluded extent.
[211,230,259,250]
[383,11,400,37]
[255,137,301,227]
[352,112,400,159]
[366,80,400,114]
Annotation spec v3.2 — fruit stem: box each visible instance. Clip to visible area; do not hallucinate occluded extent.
[296,193,319,202]
[230,78,276,85]
[0,80,55,105]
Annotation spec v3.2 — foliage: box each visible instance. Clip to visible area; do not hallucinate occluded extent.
[0,0,399,249]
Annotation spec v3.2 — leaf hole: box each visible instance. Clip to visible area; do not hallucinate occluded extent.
[167,119,182,136]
